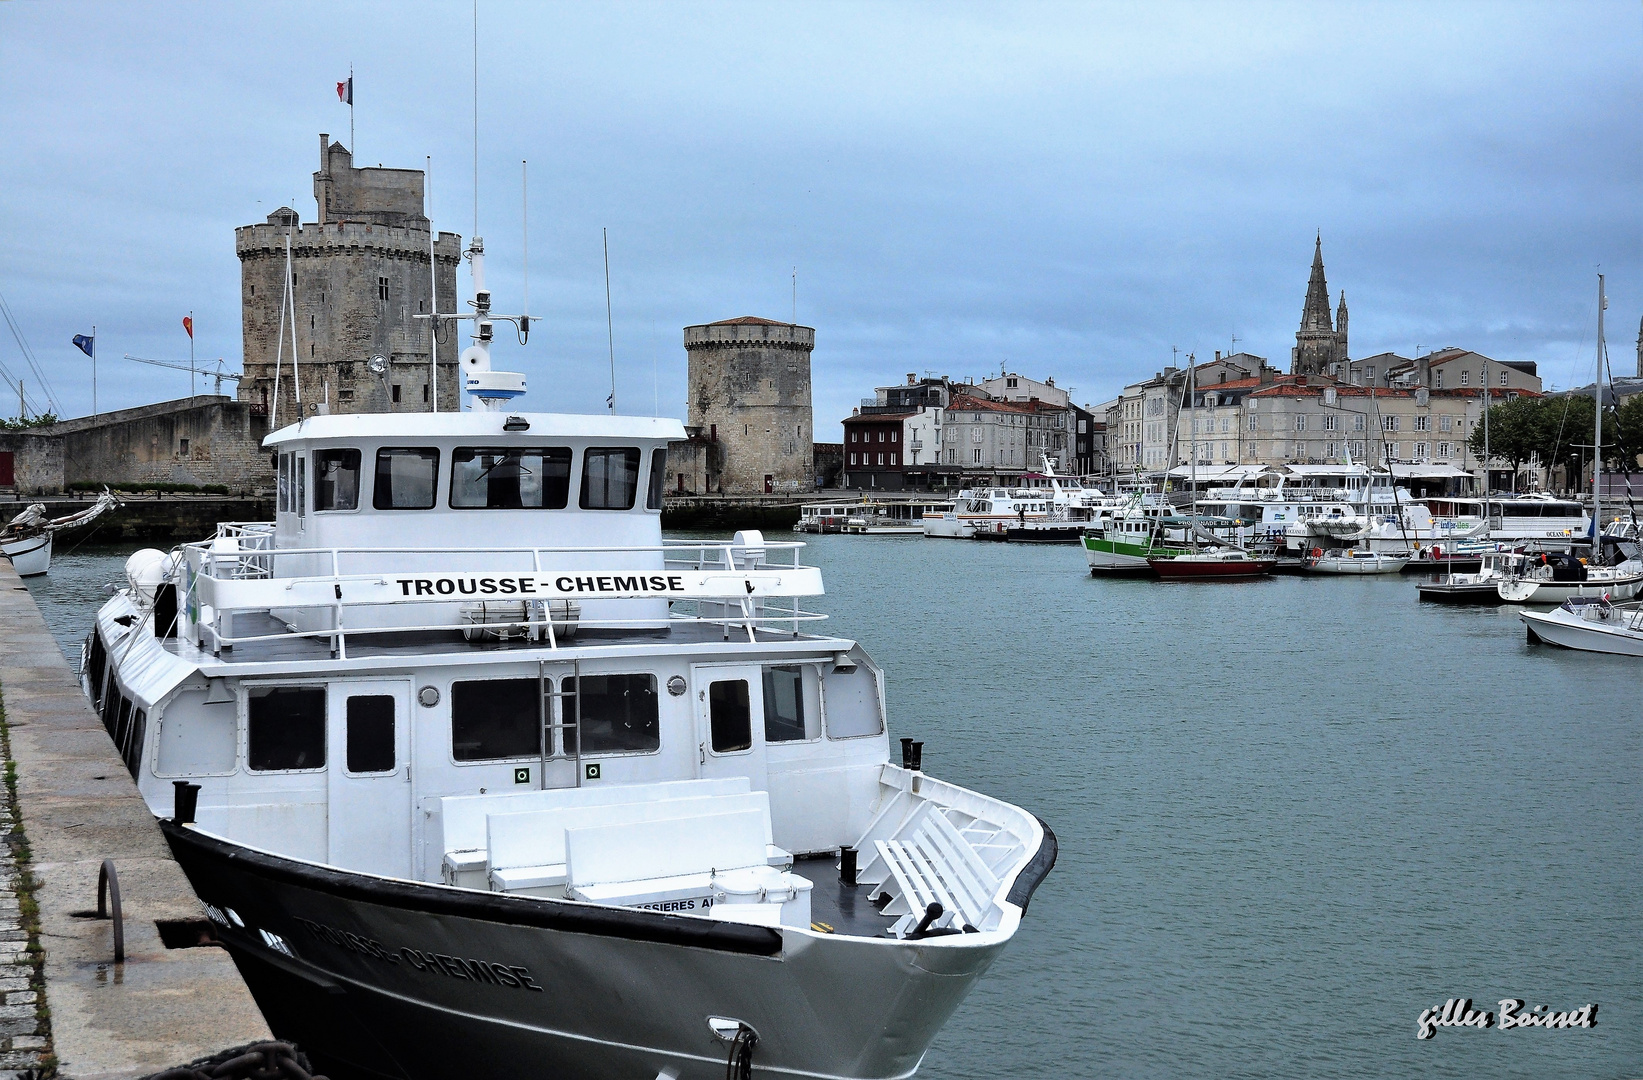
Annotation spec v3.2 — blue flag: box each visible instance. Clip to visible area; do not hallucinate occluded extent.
[72,334,93,357]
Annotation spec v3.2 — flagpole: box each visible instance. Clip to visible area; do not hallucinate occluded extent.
[349,64,355,157]
[189,309,195,399]
[92,324,97,419]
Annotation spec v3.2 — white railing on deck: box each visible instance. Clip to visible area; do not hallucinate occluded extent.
[179,527,827,658]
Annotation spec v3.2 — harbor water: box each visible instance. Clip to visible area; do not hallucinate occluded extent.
[25,537,1640,1079]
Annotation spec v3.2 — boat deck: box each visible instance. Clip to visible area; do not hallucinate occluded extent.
[795,855,897,938]
[166,613,828,666]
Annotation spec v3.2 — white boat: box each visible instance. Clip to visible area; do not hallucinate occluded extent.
[1522,596,1643,656]
[0,490,120,576]
[81,240,1056,1080]
[929,457,1107,540]
[843,498,951,533]
[793,501,858,533]
[1416,550,1528,602]
[1496,555,1643,604]
[1302,548,1410,574]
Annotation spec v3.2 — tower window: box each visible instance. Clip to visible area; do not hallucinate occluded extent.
[378,277,389,302]
[249,284,255,297]
[423,384,429,403]
[310,343,315,357]
[309,314,315,330]
[392,384,402,403]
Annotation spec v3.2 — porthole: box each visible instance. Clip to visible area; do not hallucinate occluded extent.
[418,686,441,708]
[667,675,688,697]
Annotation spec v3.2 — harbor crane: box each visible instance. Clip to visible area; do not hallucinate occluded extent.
[121,354,242,396]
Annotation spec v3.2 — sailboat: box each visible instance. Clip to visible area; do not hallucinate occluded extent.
[1,490,121,576]
[1145,357,1277,580]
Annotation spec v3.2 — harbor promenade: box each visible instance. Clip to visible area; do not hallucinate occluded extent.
[0,557,268,1078]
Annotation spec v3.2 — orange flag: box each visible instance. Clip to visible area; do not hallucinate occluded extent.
[182,316,193,339]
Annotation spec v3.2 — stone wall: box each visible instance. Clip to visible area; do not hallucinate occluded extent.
[0,432,63,494]
[684,318,815,495]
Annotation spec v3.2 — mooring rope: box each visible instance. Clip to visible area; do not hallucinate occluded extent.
[141,1040,328,1080]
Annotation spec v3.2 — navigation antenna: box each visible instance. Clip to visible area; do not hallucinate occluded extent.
[604,228,616,414]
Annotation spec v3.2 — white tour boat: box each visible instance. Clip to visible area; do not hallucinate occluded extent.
[80,246,1055,1080]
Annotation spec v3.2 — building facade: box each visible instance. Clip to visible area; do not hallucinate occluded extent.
[237,136,462,422]
[682,316,815,495]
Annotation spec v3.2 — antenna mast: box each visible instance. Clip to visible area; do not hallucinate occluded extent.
[604,228,616,414]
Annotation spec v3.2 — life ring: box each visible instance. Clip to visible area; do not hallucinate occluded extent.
[1310,547,1323,559]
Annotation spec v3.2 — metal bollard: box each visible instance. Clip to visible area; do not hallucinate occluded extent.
[97,859,124,964]
[899,737,914,769]
[910,741,924,772]
[839,846,858,887]
[173,780,201,824]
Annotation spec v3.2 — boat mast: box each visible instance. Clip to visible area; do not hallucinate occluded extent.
[1482,354,1490,532]
[1188,355,1198,549]
[1595,273,1606,561]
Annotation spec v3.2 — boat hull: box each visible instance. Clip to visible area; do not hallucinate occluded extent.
[0,533,50,577]
[1304,556,1409,575]
[160,821,1014,1080]
[1416,580,1505,603]
[1146,557,1277,580]
[1082,537,1188,574]
[1497,574,1643,604]
[1521,609,1643,656]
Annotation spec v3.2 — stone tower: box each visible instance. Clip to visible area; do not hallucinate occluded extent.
[684,317,815,494]
[237,136,462,422]
[1291,235,1349,376]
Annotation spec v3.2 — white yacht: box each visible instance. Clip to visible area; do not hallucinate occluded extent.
[80,248,1055,1079]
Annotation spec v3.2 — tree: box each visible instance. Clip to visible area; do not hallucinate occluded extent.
[1467,396,1540,478]
[1613,394,1643,471]
[1530,393,1598,490]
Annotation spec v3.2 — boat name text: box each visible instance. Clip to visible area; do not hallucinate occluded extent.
[1416,998,1598,1039]
[292,916,544,992]
[394,574,687,598]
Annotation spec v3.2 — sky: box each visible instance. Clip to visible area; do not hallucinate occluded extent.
[1,1,1639,439]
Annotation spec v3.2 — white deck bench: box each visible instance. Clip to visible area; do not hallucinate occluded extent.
[869,806,1000,936]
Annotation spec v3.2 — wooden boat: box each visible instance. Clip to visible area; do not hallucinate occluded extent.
[1147,549,1277,580]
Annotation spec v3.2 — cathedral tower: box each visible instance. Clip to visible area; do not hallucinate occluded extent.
[1291,235,1348,376]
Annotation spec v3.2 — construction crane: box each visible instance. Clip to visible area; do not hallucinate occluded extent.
[122,354,242,396]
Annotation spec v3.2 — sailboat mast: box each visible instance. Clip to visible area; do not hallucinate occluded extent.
[1595,273,1606,559]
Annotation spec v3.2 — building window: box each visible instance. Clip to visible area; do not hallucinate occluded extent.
[1295,415,1306,432]
[890,430,897,443]
[849,453,856,466]
[877,453,884,466]
[1248,414,1258,432]
[1461,370,1469,385]
[310,343,315,357]
[1435,371,1444,389]
[1414,442,1429,459]
[1500,370,1509,386]
[309,314,315,331]
[1383,415,1399,432]
[1507,392,1519,402]
[1354,414,1366,432]
[1440,414,1452,432]
[973,448,982,463]
[1323,413,1338,431]
[423,383,430,403]
[178,438,190,455]
[890,453,897,465]
[850,431,857,442]
[1438,442,1452,458]
[378,277,389,302]
[391,384,401,403]
[1366,366,1376,382]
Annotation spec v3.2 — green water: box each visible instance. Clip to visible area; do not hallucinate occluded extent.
[25,537,1641,1078]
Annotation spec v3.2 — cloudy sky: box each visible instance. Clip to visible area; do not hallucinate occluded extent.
[2,1,1638,438]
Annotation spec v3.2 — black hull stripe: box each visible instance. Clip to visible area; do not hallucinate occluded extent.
[1004,816,1057,913]
[160,820,784,957]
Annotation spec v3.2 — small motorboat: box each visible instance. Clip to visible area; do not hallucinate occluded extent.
[1495,552,1643,604]
[1147,548,1277,580]
[1522,596,1643,656]
[1416,551,1527,602]
[1303,548,1409,575]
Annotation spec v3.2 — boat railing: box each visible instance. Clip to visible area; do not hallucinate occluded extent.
[176,532,826,658]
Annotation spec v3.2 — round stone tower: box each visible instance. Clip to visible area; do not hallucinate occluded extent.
[684,317,815,494]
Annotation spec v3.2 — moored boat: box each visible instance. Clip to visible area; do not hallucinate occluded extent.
[1146,548,1277,580]
[1,490,120,576]
[79,240,1056,1080]
[1521,596,1643,655]
[1302,548,1409,575]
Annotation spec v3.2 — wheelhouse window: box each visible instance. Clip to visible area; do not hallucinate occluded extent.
[122,709,147,777]
[762,665,811,743]
[646,448,667,510]
[579,448,641,510]
[451,679,541,761]
[373,447,439,510]
[823,664,884,739]
[450,447,571,509]
[247,686,326,771]
[564,674,659,755]
[708,679,752,754]
[295,454,306,516]
[277,454,289,513]
[314,449,362,511]
[345,695,396,773]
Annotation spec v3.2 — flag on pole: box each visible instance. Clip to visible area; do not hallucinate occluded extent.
[182,316,194,339]
[72,334,94,357]
[337,77,353,105]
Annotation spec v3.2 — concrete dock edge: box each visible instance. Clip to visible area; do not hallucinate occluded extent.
[0,557,269,1079]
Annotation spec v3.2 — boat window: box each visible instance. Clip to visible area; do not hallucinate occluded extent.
[564,674,660,755]
[113,696,133,751]
[449,447,571,509]
[762,666,813,743]
[155,689,237,776]
[247,686,327,771]
[823,664,883,739]
[296,454,306,517]
[314,449,362,511]
[277,454,289,513]
[451,679,541,761]
[580,448,642,510]
[708,679,752,754]
[100,678,121,735]
[122,709,147,778]
[346,695,396,773]
[646,448,667,511]
[373,447,440,510]
[87,632,107,705]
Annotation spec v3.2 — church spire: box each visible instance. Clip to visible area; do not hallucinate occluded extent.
[1301,233,1333,333]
